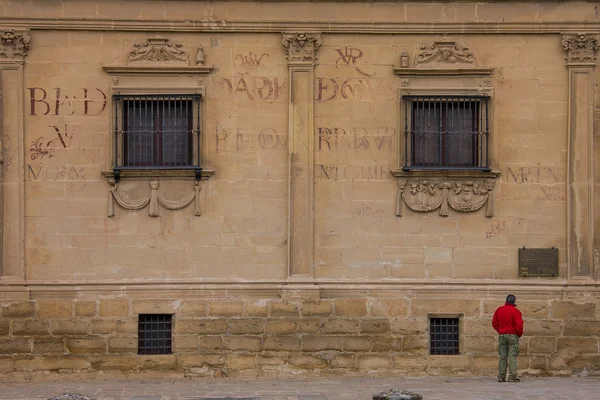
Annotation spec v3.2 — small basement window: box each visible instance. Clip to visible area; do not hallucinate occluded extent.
[138,314,172,355]
[429,317,459,355]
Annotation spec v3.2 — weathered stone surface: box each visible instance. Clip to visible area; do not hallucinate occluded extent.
[48,393,97,400]
[228,318,264,334]
[335,298,367,317]
[2,302,35,318]
[551,301,596,320]
[373,389,422,400]
[302,301,333,316]
[66,338,106,354]
[98,300,129,318]
[288,355,327,369]
[11,320,50,336]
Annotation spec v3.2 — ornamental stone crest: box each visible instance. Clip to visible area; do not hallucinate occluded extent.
[0,29,30,61]
[127,37,189,65]
[396,179,496,217]
[282,32,321,65]
[562,33,599,64]
[415,40,475,66]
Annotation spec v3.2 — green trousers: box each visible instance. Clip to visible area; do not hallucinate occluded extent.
[498,334,519,380]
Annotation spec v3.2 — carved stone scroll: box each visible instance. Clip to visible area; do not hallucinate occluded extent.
[107,179,201,217]
[562,33,599,64]
[127,37,189,65]
[0,29,30,62]
[282,32,321,66]
[415,40,475,66]
[396,179,495,217]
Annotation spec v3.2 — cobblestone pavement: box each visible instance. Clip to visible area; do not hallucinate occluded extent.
[0,376,599,400]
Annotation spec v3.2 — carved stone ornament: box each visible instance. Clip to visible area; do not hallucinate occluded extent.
[396,179,496,217]
[127,37,189,65]
[562,33,599,64]
[0,29,30,61]
[415,40,475,66]
[281,32,321,65]
[107,179,201,217]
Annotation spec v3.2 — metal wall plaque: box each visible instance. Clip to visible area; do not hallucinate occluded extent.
[518,247,559,277]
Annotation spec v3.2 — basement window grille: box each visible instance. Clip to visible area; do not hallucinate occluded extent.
[138,314,172,355]
[430,317,460,355]
[403,95,490,170]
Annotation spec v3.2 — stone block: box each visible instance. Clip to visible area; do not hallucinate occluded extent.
[515,301,549,319]
[393,354,427,370]
[246,300,269,316]
[223,336,262,351]
[91,319,137,334]
[265,320,298,334]
[0,339,31,353]
[11,320,50,336]
[472,356,499,372]
[1,301,35,318]
[462,319,495,336]
[270,301,299,317]
[360,319,391,333]
[209,301,243,316]
[37,300,72,319]
[321,319,359,334]
[426,355,471,372]
[0,320,9,336]
[32,339,65,354]
[108,336,137,353]
[525,320,562,336]
[302,301,333,316]
[178,354,206,368]
[74,301,96,317]
[302,335,344,351]
[228,318,264,334]
[0,357,14,373]
[226,354,256,371]
[263,336,301,351]
[175,319,227,335]
[372,335,402,352]
[66,337,107,354]
[529,336,556,354]
[174,335,199,352]
[137,355,177,371]
[564,321,600,336]
[342,336,372,351]
[357,354,393,370]
[133,300,178,314]
[557,338,598,354]
[390,318,427,335]
[335,298,367,317]
[411,299,481,317]
[297,319,321,333]
[179,301,207,317]
[289,355,327,369]
[330,353,356,369]
[199,335,222,351]
[89,355,138,370]
[551,301,596,320]
[462,335,496,354]
[402,335,428,354]
[99,300,129,318]
[370,299,408,318]
[51,320,90,335]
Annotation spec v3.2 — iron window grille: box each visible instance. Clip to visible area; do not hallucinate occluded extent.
[430,317,460,355]
[403,95,490,170]
[138,314,172,355]
[113,94,202,180]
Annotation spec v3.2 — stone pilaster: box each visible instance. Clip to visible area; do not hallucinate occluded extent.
[562,33,599,281]
[0,29,29,281]
[282,32,321,277]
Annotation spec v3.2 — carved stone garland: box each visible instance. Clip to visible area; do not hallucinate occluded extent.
[0,29,30,61]
[396,179,495,217]
[107,179,201,217]
[281,32,321,65]
[127,37,189,65]
[562,33,599,64]
[415,40,475,66]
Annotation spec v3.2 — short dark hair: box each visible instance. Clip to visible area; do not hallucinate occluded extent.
[506,294,516,304]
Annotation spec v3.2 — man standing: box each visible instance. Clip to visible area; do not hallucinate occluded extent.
[492,294,524,382]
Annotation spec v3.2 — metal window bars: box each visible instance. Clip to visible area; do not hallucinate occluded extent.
[113,94,202,180]
[430,317,460,355]
[138,314,173,355]
[403,95,490,170]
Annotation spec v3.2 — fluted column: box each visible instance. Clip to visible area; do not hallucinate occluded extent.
[0,29,29,281]
[282,32,321,278]
[562,33,599,281]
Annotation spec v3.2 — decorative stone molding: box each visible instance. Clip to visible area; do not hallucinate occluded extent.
[127,37,188,65]
[562,33,599,64]
[395,177,496,217]
[281,32,321,66]
[107,179,201,217]
[0,29,30,61]
[415,40,475,67]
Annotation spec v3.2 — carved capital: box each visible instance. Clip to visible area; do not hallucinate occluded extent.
[562,33,599,65]
[0,29,30,61]
[415,40,475,67]
[282,32,321,66]
[127,37,189,65]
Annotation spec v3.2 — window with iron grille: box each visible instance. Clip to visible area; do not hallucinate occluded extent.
[138,314,172,355]
[430,317,460,355]
[113,94,202,173]
[403,95,490,170]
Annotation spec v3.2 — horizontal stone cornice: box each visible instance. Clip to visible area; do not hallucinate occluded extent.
[3,18,600,34]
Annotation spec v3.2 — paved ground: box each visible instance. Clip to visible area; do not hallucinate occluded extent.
[0,376,598,400]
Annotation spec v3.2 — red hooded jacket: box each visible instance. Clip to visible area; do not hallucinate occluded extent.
[492,303,524,337]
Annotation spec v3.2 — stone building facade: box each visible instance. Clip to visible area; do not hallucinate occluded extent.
[0,0,599,377]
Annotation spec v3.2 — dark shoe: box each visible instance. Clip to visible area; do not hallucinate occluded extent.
[497,378,505,382]
[507,378,520,382]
